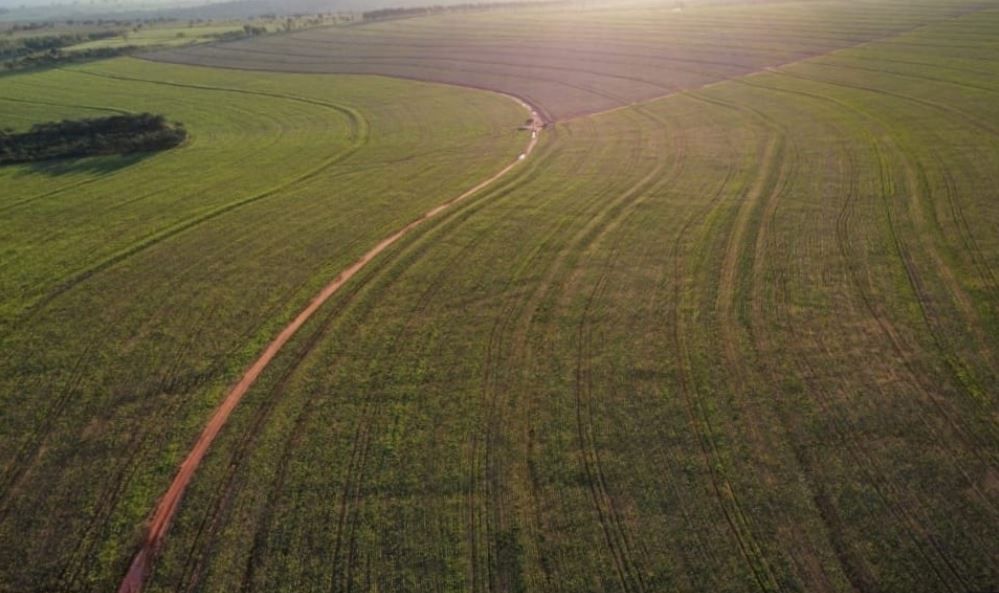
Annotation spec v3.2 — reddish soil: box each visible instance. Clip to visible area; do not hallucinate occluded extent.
[117,102,542,593]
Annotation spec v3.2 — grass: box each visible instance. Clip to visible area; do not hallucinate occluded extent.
[1,1,997,592]
[142,6,997,593]
[0,57,525,591]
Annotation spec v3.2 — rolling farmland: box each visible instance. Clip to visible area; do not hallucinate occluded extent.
[0,60,526,591]
[1,0,998,592]
[151,0,996,120]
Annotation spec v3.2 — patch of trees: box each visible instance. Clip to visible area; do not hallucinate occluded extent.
[242,24,268,36]
[5,21,54,34]
[210,24,268,41]
[362,0,563,22]
[3,44,134,71]
[0,113,187,165]
[1,30,122,61]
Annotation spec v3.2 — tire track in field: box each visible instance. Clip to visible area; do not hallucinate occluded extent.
[583,109,723,590]
[484,106,686,592]
[806,59,999,98]
[165,151,549,593]
[731,78,991,590]
[671,84,936,590]
[802,74,999,441]
[219,113,643,592]
[173,313,356,592]
[935,159,999,302]
[0,343,101,519]
[465,120,639,593]
[659,90,794,593]
[668,166,776,588]
[116,96,542,593]
[847,136,983,591]
[774,65,999,321]
[832,142,969,592]
[730,91,944,591]
[538,110,687,592]
[559,109,700,593]
[334,132,572,590]
[330,137,555,592]
[810,52,998,81]
[739,128,860,593]
[755,65,999,347]
[0,174,102,216]
[0,95,128,117]
[464,108,675,593]
[318,156,555,589]
[705,123,792,593]
[882,137,999,387]
[0,77,365,514]
[195,130,556,592]
[55,304,223,591]
[174,176,519,590]
[175,249,397,592]
[737,75,998,461]
[872,136,998,491]
[651,107,806,589]
[732,91,891,592]
[12,68,369,330]
[182,135,557,593]
[569,169,670,593]
[768,67,999,136]
[696,88,882,591]
[473,112,662,593]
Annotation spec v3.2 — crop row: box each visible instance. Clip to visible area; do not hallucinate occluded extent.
[150,0,996,120]
[140,8,998,592]
[0,58,525,592]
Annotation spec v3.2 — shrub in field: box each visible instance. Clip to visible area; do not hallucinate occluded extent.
[0,113,186,165]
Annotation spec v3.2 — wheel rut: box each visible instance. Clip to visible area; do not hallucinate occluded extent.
[116,97,544,593]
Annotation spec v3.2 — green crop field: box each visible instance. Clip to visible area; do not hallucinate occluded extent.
[65,24,248,50]
[1,0,997,592]
[0,59,525,591]
[151,0,997,120]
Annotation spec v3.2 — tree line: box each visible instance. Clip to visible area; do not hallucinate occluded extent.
[0,113,187,165]
[362,0,564,22]
[0,30,120,61]
[3,45,137,71]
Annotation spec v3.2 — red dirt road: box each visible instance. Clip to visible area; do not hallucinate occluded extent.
[117,101,543,593]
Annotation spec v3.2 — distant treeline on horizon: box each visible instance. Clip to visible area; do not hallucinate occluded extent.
[362,0,563,21]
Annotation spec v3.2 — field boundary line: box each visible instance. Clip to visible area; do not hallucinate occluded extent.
[116,94,542,593]
[131,54,556,125]
[568,5,998,124]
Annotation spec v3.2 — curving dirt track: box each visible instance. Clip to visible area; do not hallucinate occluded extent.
[116,98,544,593]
